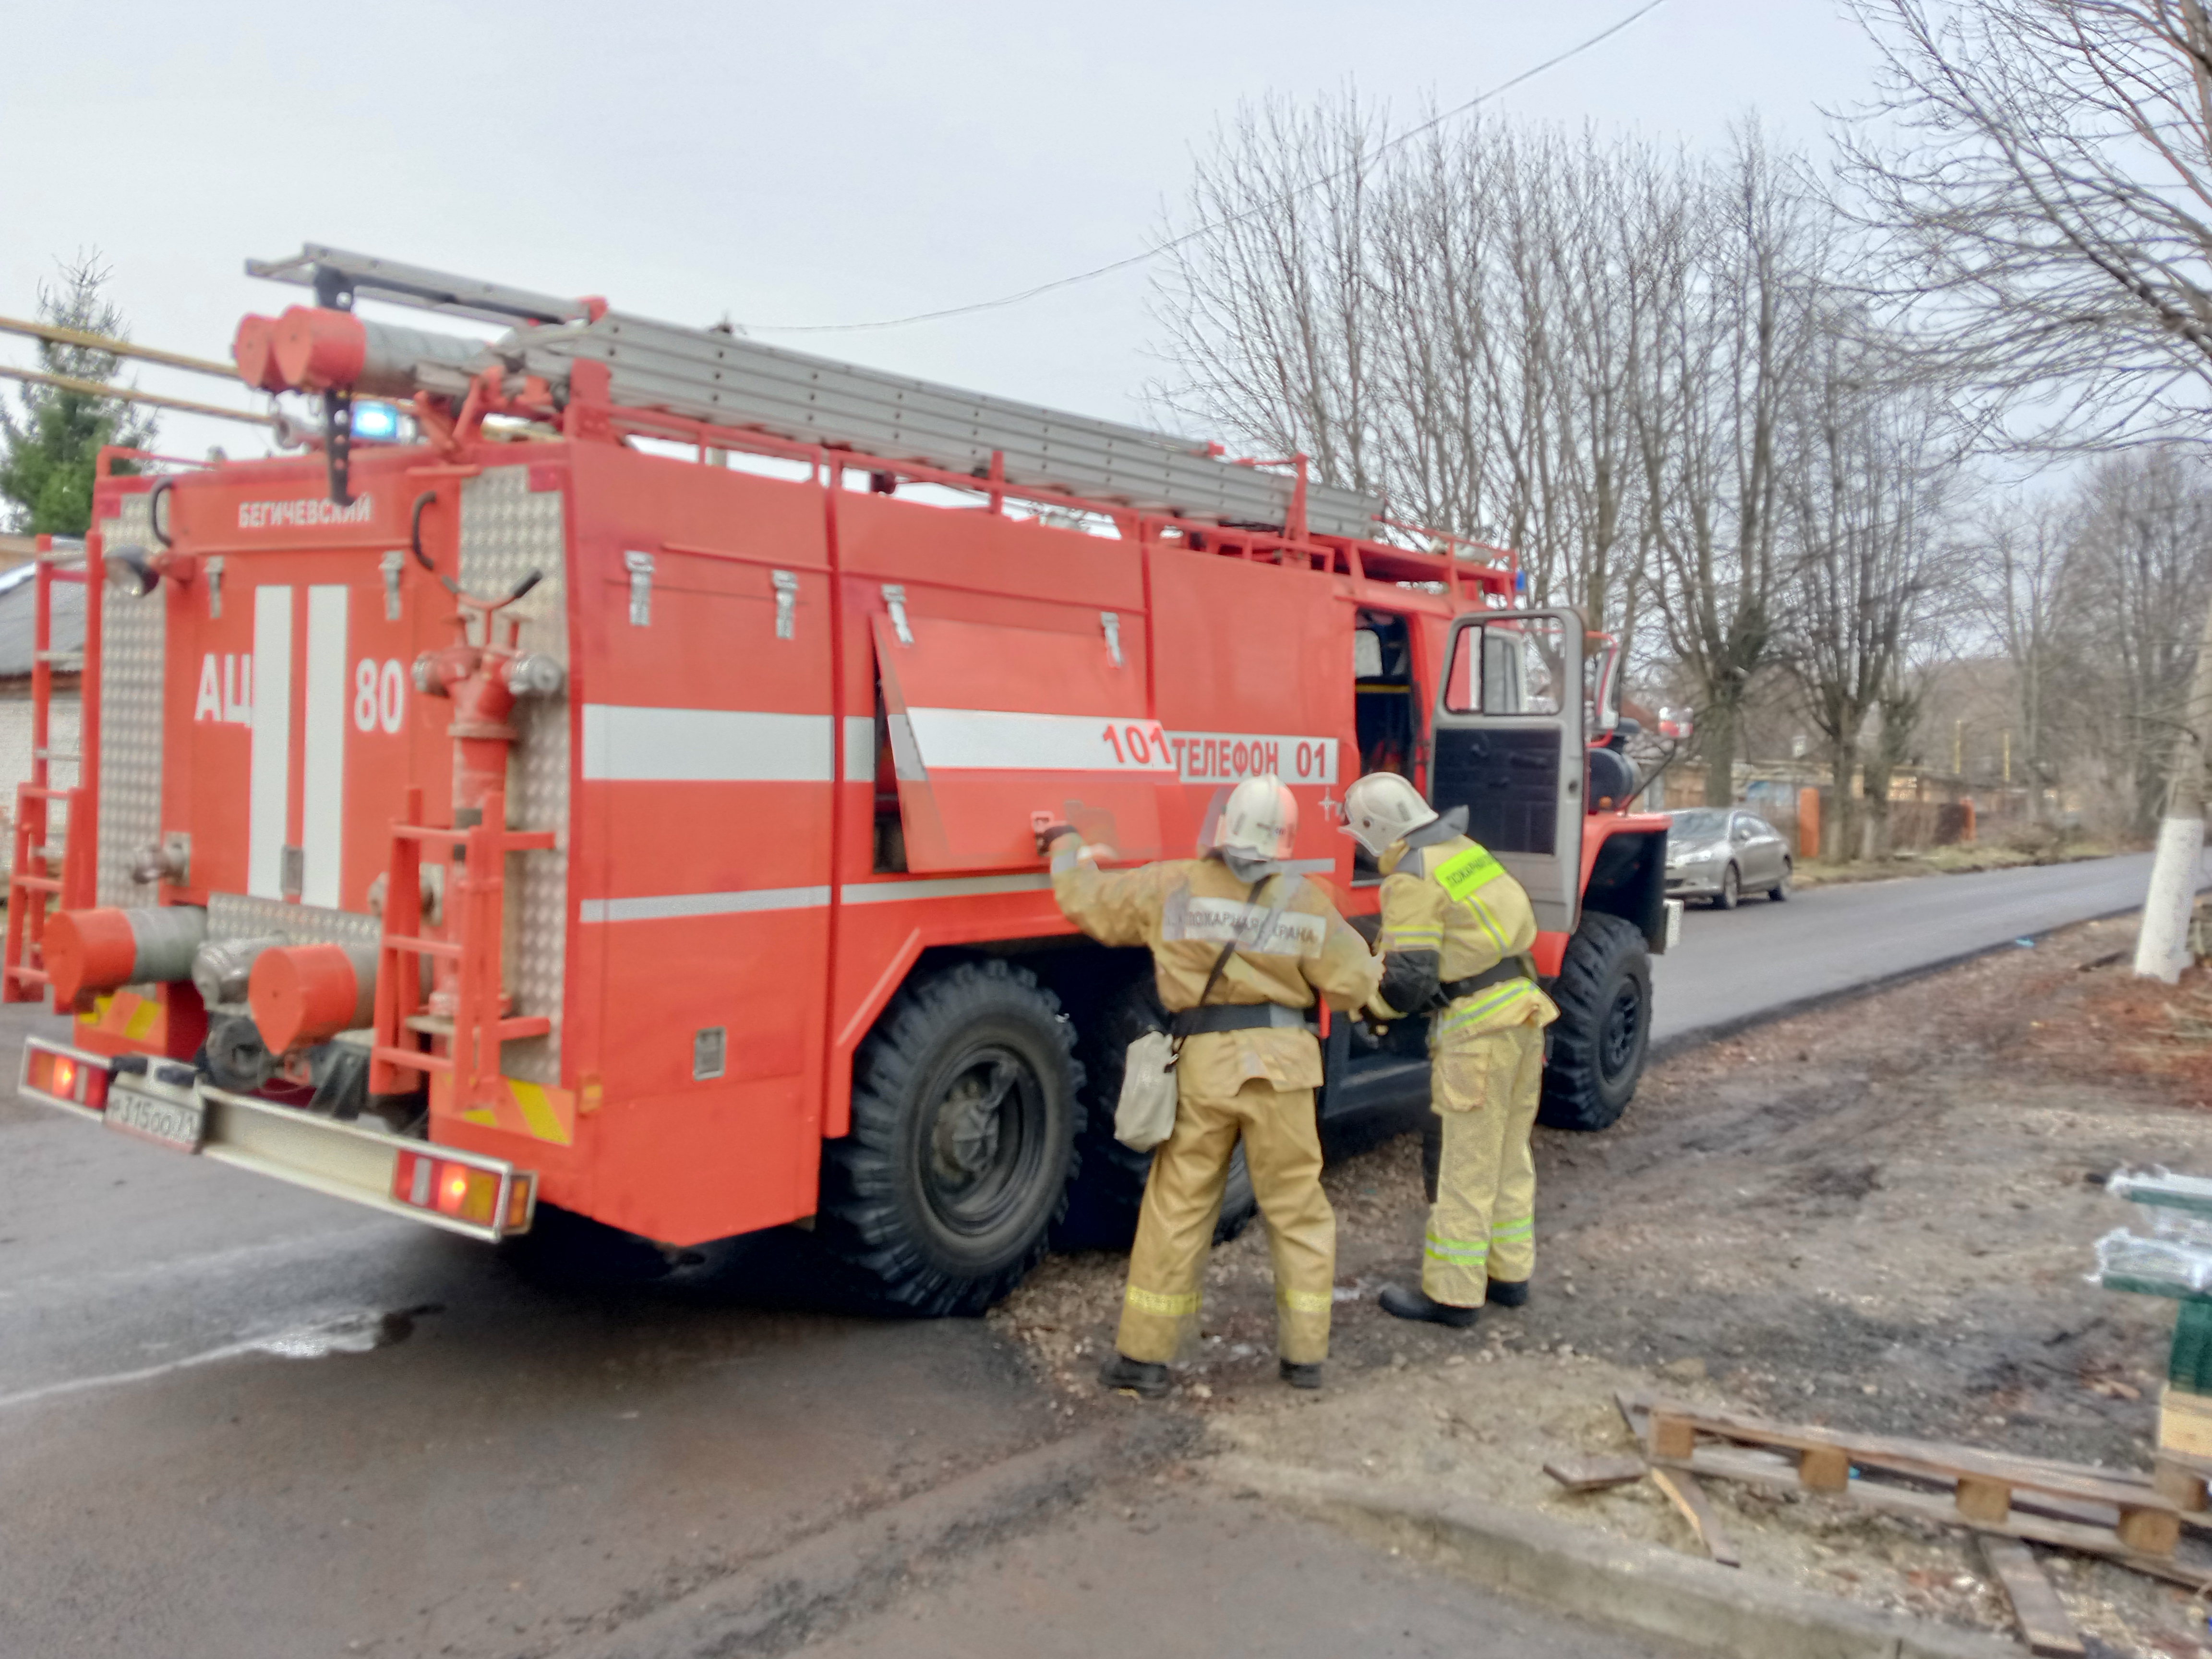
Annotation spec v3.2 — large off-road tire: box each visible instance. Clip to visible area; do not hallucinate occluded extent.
[1052,973,1259,1252]
[1538,912,1652,1133]
[817,960,1082,1315]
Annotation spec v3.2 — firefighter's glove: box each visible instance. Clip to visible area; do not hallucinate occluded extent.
[1035,823,1080,857]
[1360,989,1402,1041]
[1375,950,1441,1022]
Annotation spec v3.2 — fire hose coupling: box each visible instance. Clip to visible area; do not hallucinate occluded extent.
[44,905,208,1006]
[248,943,379,1053]
[410,648,563,700]
[189,934,287,1009]
[129,833,191,888]
[503,652,565,698]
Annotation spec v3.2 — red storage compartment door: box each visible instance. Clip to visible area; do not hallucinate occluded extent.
[874,613,1174,872]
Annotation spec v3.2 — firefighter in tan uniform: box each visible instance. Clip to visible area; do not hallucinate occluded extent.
[1044,775,1381,1396]
[1340,772,1558,1327]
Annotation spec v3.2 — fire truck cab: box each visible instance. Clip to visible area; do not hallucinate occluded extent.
[9,247,1671,1315]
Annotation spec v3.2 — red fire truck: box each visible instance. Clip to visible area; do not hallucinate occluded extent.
[8,247,1672,1313]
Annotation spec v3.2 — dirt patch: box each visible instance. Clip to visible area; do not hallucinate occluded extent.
[990,916,2212,1657]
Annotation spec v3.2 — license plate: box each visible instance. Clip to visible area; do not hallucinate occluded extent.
[105,1087,206,1152]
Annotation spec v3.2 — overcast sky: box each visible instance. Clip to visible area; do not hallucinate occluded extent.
[2,1,1881,465]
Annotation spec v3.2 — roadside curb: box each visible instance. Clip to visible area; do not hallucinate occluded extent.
[1211,1455,2021,1659]
[548,1423,1173,1659]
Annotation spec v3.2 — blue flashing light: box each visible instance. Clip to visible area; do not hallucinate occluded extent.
[1513,568,1527,593]
[350,402,402,441]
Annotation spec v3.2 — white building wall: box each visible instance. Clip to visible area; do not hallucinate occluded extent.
[0,689,83,841]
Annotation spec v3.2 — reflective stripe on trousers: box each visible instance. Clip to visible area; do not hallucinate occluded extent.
[1422,1020,1544,1307]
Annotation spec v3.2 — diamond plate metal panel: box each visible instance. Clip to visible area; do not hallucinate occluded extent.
[458,467,568,1086]
[96,493,165,910]
[205,892,382,950]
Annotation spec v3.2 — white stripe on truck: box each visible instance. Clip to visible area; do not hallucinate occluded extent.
[247,586,292,900]
[580,705,834,782]
[300,584,349,908]
[903,709,1175,773]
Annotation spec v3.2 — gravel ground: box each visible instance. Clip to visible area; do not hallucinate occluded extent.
[989,914,2212,1658]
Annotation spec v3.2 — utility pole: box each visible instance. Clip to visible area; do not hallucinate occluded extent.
[2135,589,2212,980]
[1953,720,1963,775]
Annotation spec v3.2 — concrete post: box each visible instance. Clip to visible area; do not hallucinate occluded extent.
[2135,589,2212,981]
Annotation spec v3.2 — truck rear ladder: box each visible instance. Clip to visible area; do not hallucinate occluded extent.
[2,536,89,1001]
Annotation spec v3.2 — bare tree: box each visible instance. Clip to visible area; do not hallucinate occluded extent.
[1779,322,1964,857]
[2054,447,2212,827]
[1980,498,2074,823]
[1636,124,1828,805]
[1150,101,1669,642]
[1149,95,1383,495]
[1840,0,2212,972]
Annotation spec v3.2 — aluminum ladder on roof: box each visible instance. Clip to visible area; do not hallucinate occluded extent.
[246,244,1388,540]
[1,537,90,1002]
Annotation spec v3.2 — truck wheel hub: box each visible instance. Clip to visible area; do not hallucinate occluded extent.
[933,1055,1016,1184]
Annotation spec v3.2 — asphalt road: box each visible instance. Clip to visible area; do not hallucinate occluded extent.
[1651,849,2207,1046]
[0,854,2185,1658]
[0,996,1682,1659]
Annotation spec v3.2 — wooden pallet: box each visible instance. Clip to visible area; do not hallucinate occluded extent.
[1616,1393,2212,1592]
[1644,1399,2184,1555]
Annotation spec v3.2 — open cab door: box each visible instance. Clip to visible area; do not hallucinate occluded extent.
[1433,609,1585,935]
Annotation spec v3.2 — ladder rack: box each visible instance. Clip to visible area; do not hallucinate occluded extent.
[248,243,1389,541]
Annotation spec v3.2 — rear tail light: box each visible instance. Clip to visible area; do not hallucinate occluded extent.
[24,1044,110,1111]
[391,1149,533,1234]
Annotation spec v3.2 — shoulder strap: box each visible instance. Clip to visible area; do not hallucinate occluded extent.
[1193,876,1266,1008]
[1171,876,1276,1062]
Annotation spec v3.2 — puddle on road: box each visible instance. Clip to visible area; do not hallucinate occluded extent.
[0,1303,442,1413]
[247,1305,433,1359]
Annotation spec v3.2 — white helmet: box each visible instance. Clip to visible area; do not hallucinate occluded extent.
[1340,771,1439,857]
[1210,773,1298,864]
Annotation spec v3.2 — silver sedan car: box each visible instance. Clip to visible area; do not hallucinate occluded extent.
[1664,808,1792,909]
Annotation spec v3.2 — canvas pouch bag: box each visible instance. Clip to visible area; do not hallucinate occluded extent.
[1113,876,1288,1152]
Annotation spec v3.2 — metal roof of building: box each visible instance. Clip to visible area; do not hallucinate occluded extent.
[0,563,85,680]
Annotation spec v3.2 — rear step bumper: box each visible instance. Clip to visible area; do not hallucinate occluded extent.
[18,1035,536,1241]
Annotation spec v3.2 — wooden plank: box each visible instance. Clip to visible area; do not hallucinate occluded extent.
[1648,1411,1697,1461]
[1614,1389,1655,1448]
[1543,1454,1648,1493]
[1977,1538,2085,1658]
[2156,1457,2211,1514]
[1649,1466,1741,1567]
[1799,1445,1851,1491]
[1957,1475,2014,1525]
[2117,1504,2182,1556]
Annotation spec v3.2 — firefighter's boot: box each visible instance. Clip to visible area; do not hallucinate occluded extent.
[1279,1358,1324,1390]
[1098,1353,1170,1398]
[1486,1277,1531,1308]
[1379,1283,1479,1328]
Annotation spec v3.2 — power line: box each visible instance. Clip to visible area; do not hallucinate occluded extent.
[748,0,1668,335]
